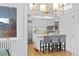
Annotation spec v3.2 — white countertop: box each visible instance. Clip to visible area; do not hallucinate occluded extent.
[36,33,65,37]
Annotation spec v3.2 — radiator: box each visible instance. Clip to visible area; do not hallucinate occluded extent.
[0,39,26,56]
[0,39,11,55]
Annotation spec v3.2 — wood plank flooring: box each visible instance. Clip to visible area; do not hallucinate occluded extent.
[27,43,72,56]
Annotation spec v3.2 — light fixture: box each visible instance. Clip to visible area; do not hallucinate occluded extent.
[32,3,37,10]
[40,4,48,15]
[30,3,37,14]
[40,4,46,12]
[61,3,64,14]
[30,3,65,15]
[52,3,59,15]
[52,3,65,15]
[53,3,59,11]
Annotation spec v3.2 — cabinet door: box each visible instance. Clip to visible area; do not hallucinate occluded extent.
[72,10,79,56]
[60,11,73,52]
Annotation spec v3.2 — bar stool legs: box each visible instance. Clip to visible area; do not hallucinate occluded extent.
[43,43,50,53]
[43,44,44,53]
[59,42,61,51]
[48,43,50,53]
[64,42,66,50]
[40,40,65,53]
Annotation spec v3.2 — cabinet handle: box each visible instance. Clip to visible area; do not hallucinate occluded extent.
[73,34,74,38]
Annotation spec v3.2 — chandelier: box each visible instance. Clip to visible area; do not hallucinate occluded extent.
[30,3,65,15]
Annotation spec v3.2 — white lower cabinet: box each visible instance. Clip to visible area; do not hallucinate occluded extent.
[33,34,43,51]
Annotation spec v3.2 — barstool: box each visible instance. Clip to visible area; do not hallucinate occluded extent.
[50,35,61,51]
[60,35,66,50]
[40,36,51,53]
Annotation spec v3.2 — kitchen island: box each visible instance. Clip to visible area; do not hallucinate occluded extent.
[33,32,66,51]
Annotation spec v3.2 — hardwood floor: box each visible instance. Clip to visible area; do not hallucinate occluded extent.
[27,43,72,56]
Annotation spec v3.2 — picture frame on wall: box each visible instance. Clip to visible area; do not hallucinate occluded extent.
[0,6,17,38]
